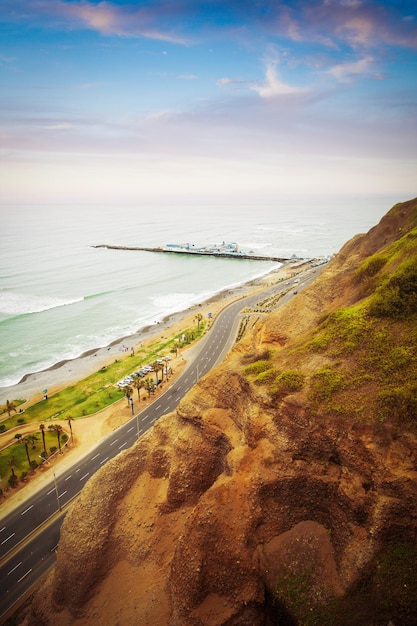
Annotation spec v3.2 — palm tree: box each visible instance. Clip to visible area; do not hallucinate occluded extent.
[132,378,145,401]
[150,361,160,385]
[66,415,74,445]
[144,377,155,398]
[28,434,39,449]
[123,386,133,405]
[40,423,47,457]
[48,423,63,453]
[22,436,31,467]
[6,400,17,417]
[7,456,17,479]
[195,313,203,331]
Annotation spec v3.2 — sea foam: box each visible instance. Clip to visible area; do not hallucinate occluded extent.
[0,291,83,317]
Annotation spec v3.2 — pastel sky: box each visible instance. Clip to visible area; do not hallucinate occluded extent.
[0,0,416,204]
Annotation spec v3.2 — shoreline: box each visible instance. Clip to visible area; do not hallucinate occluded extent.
[0,264,292,406]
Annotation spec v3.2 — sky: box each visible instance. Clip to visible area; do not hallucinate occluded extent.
[0,0,416,205]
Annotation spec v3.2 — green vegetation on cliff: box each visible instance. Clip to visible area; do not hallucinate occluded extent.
[244,199,417,430]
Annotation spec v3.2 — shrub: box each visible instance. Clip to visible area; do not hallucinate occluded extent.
[0,424,6,433]
[17,418,25,424]
[271,370,305,397]
[376,384,417,424]
[309,368,345,403]
[254,369,277,385]
[30,460,38,470]
[244,359,270,376]
[369,256,417,319]
[355,254,388,281]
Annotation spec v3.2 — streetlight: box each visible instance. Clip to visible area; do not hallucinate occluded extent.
[129,396,134,416]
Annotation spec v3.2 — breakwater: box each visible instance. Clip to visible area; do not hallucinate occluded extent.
[92,244,291,263]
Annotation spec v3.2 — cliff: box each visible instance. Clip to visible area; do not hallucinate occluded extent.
[26,199,417,626]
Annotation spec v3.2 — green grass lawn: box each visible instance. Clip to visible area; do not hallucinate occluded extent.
[0,430,60,486]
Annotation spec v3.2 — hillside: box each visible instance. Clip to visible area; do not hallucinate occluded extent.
[24,199,417,626]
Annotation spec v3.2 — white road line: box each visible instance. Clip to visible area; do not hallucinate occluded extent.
[100,457,109,465]
[0,527,6,533]
[127,426,134,433]
[18,569,32,583]
[1,533,15,545]
[118,442,127,450]
[7,561,22,576]
[80,473,89,481]
[110,439,118,446]
[155,404,161,409]
[65,475,72,481]
[21,505,33,515]
[75,467,81,473]
[47,488,55,496]
[58,490,67,498]
[92,453,100,460]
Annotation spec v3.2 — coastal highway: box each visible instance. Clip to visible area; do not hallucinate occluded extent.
[0,265,321,621]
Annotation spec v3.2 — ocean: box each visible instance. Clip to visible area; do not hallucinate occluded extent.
[0,197,396,390]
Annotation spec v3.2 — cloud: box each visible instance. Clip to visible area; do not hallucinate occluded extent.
[39,122,74,131]
[250,61,309,99]
[327,55,374,81]
[0,0,189,44]
[177,74,198,80]
[64,1,189,43]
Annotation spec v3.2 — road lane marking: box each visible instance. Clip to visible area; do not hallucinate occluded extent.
[127,426,134,433]
[155,404,161,409]
[110,439,118,446]
[21,505,33,515]
[0,527,6,533]
[80,473,89,481]
[1,533,15,545]
[58,490,67,498]
[92,453,100,460]
[7,562,22,576]
[100,457,109,465]
[18,569,32,583]
[75,468,81,473]
[47,488,55,495]
[118,442,128,450]
[65,475,72,481]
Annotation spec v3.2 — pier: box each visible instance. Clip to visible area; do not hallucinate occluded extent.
[92,244,292,263]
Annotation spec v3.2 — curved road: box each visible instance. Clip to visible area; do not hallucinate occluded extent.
[0,266,321,620]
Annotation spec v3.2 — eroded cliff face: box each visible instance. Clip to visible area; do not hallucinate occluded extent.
[28,200,417,626]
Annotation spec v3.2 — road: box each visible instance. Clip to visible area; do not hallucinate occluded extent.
[0,265,321,621]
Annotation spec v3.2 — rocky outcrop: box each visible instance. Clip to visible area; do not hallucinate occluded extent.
[28,200,417,625]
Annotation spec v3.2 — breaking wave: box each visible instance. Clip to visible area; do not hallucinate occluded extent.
[0,291,84,317]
